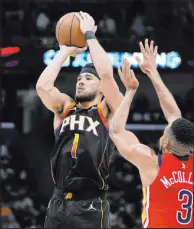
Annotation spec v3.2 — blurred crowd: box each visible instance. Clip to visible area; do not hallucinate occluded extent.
[0,142,46,228]
[2,0,193,50]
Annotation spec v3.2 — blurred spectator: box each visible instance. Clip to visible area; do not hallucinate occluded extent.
[35,5,51,36]
[98,14,117,38]
[0,205,21,228]
[1,142,44,228]
[129,13,148,43]
[36,13,50,34]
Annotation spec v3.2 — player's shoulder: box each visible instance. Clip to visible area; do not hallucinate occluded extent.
[131,144,158,171]
[99,99,109,118]
[132,144,155,156]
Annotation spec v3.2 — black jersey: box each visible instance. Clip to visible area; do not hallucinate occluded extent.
[50,102,115,192]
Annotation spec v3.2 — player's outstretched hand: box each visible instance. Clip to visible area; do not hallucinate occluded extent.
[135,39,158,77]
[118,58,139,91]
[75,11,97,34]
[59,44,87,57]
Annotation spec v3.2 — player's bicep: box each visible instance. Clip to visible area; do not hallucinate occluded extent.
[37,86,72,113]
[110,130,140,162]
[100,77,123,112]
[110,131,155,170]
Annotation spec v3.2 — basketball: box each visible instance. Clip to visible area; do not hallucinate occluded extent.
[56,12,86,48]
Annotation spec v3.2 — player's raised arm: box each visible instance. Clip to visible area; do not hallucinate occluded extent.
[75,12,123,112]
[136,39,182,124]
[36,45,86,114]
[109,60,157,179]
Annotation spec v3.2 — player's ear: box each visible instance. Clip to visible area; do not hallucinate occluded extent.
[163,138,170,149]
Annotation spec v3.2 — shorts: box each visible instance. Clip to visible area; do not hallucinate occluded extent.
[44,188,110,228]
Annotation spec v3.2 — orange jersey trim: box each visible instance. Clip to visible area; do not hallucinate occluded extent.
[71,134,79,158]
[97,104,109,130]
[55,102,76,131]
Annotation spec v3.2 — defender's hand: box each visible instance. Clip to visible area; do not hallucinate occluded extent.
[135,39,158,76]
[75,11,97,34]
[118,58,139,91]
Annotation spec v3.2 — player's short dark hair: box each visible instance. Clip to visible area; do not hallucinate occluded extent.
[84,63,95,69]
[169,118,194,148]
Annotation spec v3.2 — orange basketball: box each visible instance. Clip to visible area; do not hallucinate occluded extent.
[56,12,87,48]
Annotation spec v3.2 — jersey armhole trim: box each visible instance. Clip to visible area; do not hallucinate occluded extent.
[97,103,109,130]
[142,186,150,228]
[54,102,76,132]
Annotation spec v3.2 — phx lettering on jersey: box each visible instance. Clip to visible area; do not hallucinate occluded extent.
[160,171,193,189]
[60,115,100,136]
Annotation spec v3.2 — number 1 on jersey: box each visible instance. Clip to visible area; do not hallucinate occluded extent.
[71,134,79,158]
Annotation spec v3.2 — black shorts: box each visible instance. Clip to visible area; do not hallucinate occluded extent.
[44,188,111,228]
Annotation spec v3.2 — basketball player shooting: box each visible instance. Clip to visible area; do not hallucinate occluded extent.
[36,12,124,228]
[109,39,194,228]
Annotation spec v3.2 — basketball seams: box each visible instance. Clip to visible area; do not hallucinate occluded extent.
[70,13,76,46]
[56,14,70,45]
[56,12,86,47]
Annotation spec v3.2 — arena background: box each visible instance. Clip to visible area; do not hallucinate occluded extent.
[0,0,193,228]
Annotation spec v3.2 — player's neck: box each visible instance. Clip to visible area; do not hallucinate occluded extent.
[169,149,190,157]
[171,152,190,161]
[77,99,100,109]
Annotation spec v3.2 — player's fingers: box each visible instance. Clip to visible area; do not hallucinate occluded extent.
[80,11,87,20]
[131,69,139,86]
[130,69,136,80]
[150,40,154,53]
[122,59,126,77]
[85,12,93,20]
[125,59,131,77]
[154,45,158,56]
[78,47,87,53]
[75,13,82,21]
[117,66,123,80]
[83,12,92,22]
[121,59,124,74]
[83,12,90,19]
[135,55,142,65]
[117,66,121,75]
[139,41,146,56]
[145,39,150,53]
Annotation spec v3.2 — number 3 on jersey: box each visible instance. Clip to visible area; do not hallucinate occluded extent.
[71,134,80,158]
[177,189,193,225]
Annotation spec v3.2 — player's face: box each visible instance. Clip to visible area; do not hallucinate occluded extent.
[75,73,101,103]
